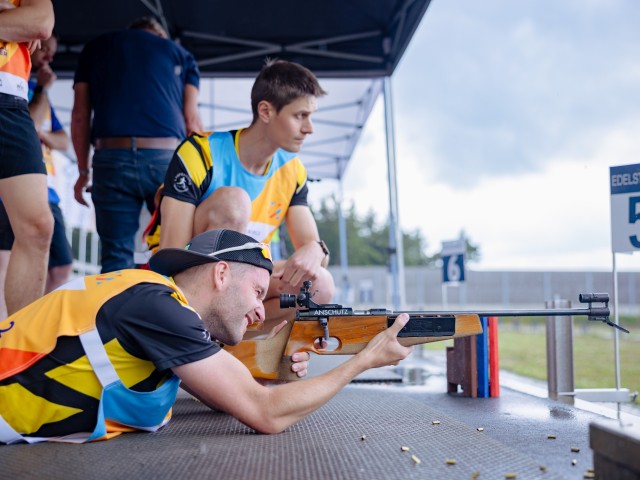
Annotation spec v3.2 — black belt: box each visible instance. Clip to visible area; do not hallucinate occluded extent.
[94,137,179,150]
[0,92,28,109]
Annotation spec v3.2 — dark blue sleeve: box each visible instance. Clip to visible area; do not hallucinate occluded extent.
[183,50,200,88]
[74,38,96,84]
[290,183,309,207]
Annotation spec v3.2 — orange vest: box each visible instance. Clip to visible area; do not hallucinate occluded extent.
[0,1,32,100]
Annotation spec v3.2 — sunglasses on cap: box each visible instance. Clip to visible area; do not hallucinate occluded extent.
[209,242,273,261]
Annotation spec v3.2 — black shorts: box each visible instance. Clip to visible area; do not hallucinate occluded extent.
[0,93,47,179]
[0,201,73,267]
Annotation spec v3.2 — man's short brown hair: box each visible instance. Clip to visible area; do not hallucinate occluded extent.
[251,59,326,122]
[128,16,168,39]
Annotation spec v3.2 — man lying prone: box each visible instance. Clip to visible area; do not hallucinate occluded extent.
[0,229,411,443]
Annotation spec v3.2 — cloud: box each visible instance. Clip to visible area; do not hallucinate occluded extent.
[388,0,640,189]
[310,101,640,271]
[413,114,640,268]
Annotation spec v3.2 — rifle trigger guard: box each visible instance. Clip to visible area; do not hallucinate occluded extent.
[319,316,330,342]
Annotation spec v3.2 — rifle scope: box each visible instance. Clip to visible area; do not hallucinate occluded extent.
[280,294,298,309]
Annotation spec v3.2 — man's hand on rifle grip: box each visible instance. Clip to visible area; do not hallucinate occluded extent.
[266,320,311,378]
[290,351,311,378]
[359,313,413,369]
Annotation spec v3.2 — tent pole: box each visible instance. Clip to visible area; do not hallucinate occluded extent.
[383,76,406,310]
[337,178,350,304]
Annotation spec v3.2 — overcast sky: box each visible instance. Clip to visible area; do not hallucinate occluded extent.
[310,0,640,271]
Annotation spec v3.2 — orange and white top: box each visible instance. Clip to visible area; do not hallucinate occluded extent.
[0,0,32,100]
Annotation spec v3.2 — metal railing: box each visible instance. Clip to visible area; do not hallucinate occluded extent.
[66,226,101,277]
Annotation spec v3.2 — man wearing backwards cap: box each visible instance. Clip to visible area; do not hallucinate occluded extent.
[0,229,412,444]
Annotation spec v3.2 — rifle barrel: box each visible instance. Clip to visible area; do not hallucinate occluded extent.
[389,307,607,319]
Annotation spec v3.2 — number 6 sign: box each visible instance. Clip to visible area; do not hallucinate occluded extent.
[441,239,466,283]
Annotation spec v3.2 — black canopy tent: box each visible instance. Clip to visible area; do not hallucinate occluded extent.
[52,0,430,78]
[50,0,433,308]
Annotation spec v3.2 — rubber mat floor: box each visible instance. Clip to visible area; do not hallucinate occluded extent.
[1,383,624,480]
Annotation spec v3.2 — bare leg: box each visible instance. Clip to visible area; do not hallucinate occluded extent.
[46,264,72,293]
[0,174,53,314]
[0,250,10,320]
[193,187,252,235]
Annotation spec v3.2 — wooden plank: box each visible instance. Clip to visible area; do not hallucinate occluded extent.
[446,336,477,397]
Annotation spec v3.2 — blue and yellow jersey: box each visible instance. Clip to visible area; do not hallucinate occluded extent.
[0,1,32,100]
[146,129,308,249]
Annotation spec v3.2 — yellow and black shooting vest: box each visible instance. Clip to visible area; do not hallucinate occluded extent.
[0,270,185,443]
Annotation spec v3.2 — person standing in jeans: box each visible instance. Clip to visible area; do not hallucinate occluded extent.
[71,16,202,273]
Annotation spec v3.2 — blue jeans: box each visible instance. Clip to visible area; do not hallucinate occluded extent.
[91,148,172,273]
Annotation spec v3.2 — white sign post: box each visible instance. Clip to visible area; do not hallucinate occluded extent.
[607,163,639,400]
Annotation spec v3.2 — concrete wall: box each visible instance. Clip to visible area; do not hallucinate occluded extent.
[329,266,639,315]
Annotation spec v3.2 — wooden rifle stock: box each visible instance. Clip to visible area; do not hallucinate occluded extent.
[224,312,483,382]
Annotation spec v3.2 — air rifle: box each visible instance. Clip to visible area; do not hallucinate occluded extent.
[225,281,625,382]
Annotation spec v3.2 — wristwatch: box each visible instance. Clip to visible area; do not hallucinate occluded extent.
[33,84,45,95]
[317,240,330,268]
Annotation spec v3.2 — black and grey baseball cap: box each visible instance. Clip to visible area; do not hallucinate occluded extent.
[149,229,273,276]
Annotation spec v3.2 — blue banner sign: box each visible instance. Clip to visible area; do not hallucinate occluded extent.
[441,239,466,283]
[610,163,640,253]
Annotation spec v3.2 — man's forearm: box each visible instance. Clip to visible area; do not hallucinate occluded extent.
[71,84,92,172]
[28,90,49,130]
[71,119,91,171]
[259,354,371,433]
[183,84,203,134]
[158,197,196,250]
[41,130,69,151]
[258,316,412,433]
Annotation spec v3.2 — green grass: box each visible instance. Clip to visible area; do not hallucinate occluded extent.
[424,319,640,395]
[498,329,640,394]
[489,314,640,329]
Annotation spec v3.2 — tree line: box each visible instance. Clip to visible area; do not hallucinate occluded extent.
[281,195,480,267]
